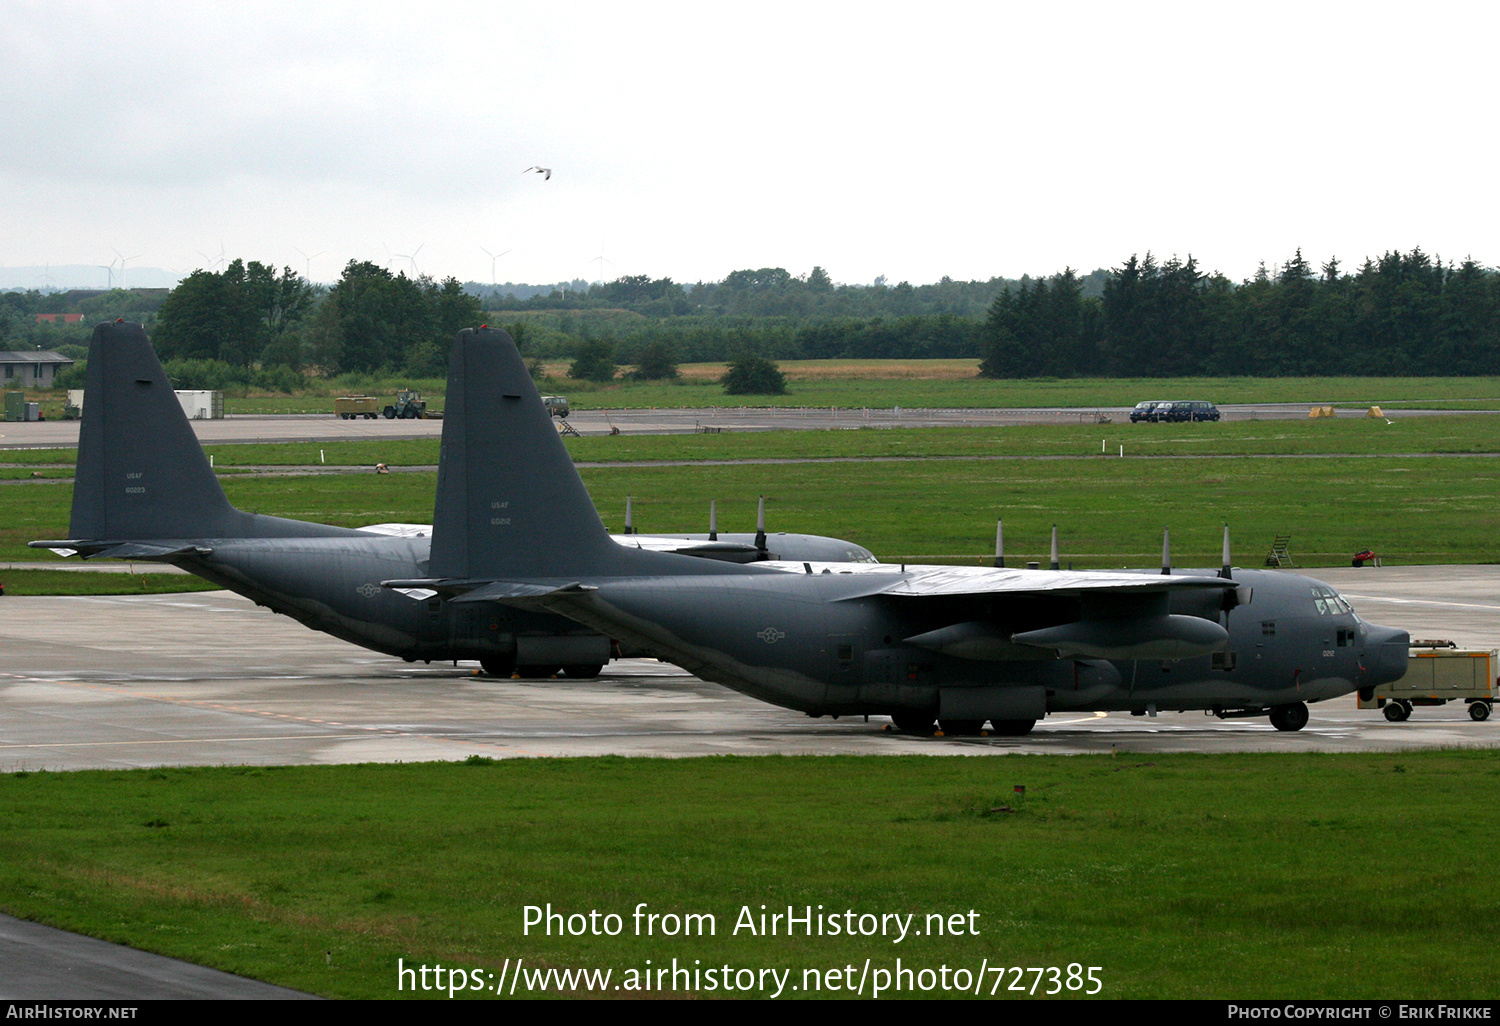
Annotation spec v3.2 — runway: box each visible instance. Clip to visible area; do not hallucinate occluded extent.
[2,565,1496,771]
[2,402,1493,449]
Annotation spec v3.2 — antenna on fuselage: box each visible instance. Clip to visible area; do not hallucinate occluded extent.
[709,499,718,541]
[754,495,767,555]
[994,518,1004,568]
[1219,525,1232,579]
[1161,527,1172,575]
[1049,524,1060,571]
[624,496,634,535]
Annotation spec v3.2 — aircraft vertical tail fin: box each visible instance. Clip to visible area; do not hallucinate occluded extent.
[428,327,634,579]
[69,321,244,541]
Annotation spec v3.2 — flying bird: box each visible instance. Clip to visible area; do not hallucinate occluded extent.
[523,166,552,180]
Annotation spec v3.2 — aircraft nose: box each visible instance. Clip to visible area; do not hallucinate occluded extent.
[1362,624,1410,686]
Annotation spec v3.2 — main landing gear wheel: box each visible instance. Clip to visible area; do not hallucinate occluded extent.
[989,719,1036,736]
[937,719,985,736]
[889,710,935,734]
[1269,702,1309,732]
[1470,702,1491,722]
[480,655,515,678]
[560,664,603,679]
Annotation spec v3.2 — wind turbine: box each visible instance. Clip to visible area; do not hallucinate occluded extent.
[98,257,118,289]
[111,249,143,289]
[587,239,615,283]
[294,247,325,281]
[195,243,227,272]
[392,243,424,277]
[480,246,512,285]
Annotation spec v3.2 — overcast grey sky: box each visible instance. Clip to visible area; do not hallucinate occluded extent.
[4,0,1496,289]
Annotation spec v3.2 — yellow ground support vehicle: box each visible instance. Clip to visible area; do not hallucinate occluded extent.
[1358,640,1495,721]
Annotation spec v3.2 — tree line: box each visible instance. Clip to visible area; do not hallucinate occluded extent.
[979,249,1500,378]
[8,249,1499,381]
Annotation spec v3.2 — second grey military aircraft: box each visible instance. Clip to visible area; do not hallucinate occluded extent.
[33,321,872,680]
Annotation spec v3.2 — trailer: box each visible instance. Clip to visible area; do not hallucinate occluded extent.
[335,395,381,419]
[1357,640,1495,721]
[175,390,224,420]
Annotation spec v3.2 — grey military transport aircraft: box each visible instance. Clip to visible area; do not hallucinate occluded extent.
[380,326,1409,735]
[39,322,1410,736]
[32,321,873,680]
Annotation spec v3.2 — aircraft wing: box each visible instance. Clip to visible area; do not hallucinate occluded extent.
[752,561,1235,599]
[762,562,1238,660]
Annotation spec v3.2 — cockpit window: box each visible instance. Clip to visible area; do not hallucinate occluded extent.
[1310,585,1352,615]
[845,547,879,564]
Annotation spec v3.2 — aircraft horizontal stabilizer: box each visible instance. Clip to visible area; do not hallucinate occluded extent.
[1011,614,1229,660]
[28,539,212,561]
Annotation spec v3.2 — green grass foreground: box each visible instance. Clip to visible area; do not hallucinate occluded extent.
[0,753,1492,999]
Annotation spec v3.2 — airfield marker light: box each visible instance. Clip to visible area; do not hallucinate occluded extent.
[709,500,718,541]
[1219,525,1233,580]
[1014,785,1026,796]
[209,454,213,468]
[1119,444,1124,457]
[994,519,1004,568]
[320,449,325,464]
[1050,525,1060,571]
[1161,528,1172,575]
[624,496,634,535]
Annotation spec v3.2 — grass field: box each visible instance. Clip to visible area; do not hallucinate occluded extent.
[5,423,1499,568]
[0,569,216,596]
[0,752,1492,999]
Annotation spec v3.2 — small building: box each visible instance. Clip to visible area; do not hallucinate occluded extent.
[0,351,74,387]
